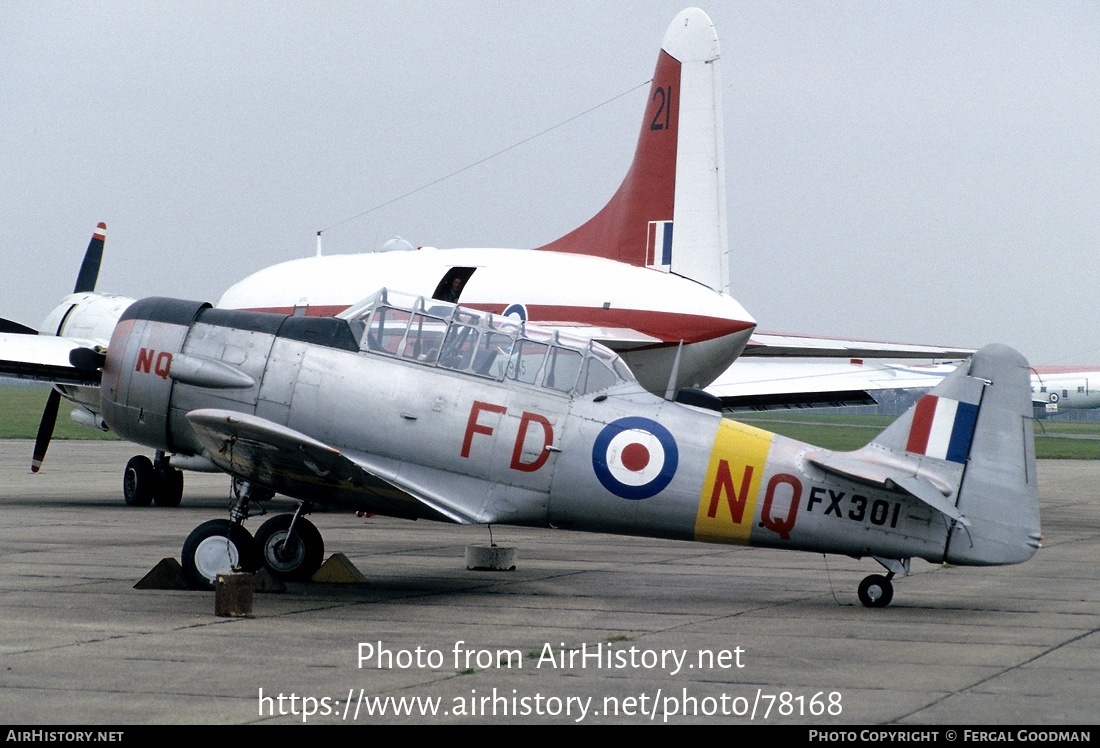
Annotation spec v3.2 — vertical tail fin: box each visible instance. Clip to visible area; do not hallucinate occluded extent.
[942,344,1041,564]
[871,344,1041,565]
[808,344,1041,566]
[535,8,729,293]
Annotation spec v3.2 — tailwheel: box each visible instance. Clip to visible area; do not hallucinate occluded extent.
[123,455,155,506]
[255,513,325,581]
[858,573,894,608]
[182,519,259,590]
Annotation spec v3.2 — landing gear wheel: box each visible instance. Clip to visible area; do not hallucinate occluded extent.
[123,456,154,506]
[153,465,184,508]
[254,514,324,580]
[858,574,894,608]
[181,519,259,591]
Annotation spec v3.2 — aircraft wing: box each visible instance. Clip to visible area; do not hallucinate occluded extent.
[742,331,975,359]
[549,325,661,351]
[0,332,104,387]
[184,409,481,524]
[706,357,959,411]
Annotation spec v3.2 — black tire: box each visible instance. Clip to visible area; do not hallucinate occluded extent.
[153,466,184,508]
[181,519,259,591]
[123,456,154,507]
[858,574,894,608]
[254,514,325,581]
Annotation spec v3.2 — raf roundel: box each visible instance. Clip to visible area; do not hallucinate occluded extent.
[592,417,679,500]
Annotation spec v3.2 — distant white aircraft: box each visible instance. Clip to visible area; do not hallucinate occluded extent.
[707,357,1100,415]
[1030,367,1100,413]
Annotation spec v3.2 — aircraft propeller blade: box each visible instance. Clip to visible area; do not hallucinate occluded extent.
[73,222,106,293]
[31,389,61,473]
[30,222,107,473]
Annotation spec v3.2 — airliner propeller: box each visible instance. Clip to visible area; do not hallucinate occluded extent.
[30,222,106,473]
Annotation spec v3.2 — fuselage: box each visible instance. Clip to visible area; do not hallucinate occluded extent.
[217,247,756,394]
[95,292,1039,568]
[1031,368,1100,411]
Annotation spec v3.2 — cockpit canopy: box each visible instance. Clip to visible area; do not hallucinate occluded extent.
[339,289,634,396]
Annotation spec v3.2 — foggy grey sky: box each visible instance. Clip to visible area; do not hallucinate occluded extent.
[3,1,1099,365]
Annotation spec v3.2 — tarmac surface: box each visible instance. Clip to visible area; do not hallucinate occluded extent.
[1,440,1097,726]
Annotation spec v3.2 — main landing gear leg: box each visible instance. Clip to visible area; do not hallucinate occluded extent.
[180,480,258,590]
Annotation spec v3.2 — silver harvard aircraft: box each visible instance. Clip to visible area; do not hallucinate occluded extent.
[52,285,1036,607]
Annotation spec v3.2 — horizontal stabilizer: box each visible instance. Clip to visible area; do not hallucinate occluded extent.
[806,451,969,525]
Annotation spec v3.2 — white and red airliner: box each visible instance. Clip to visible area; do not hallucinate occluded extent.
[216,8,967,401]
[0,8,985,488]
[216,8,751,396]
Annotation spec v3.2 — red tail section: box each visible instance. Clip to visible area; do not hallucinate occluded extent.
[535,8,728,293]
[535,51,681,267]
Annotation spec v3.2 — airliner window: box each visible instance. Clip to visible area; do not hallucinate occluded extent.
[543,346,582,392]
[508,340,548,384]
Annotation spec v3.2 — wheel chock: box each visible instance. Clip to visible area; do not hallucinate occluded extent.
[133,558,190,590]
[251,567,287,593]
[310,553,368,584]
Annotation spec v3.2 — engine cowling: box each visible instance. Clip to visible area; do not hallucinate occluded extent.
[99,297,359,460]
[100,298,211,454]
[39,292,136,343]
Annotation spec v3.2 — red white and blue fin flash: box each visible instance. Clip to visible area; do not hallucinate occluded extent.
[906,395,979,464]
[646,220,674,271]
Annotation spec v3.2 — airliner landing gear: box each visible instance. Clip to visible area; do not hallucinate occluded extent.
[858,573,895,608]
[254,509,324,580]
[123,452,184,507]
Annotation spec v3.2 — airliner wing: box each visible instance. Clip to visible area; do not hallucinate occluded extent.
[0,332,104,386]
[707,357,960,411]
[742,332,975,359]
[549,325,661,350]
